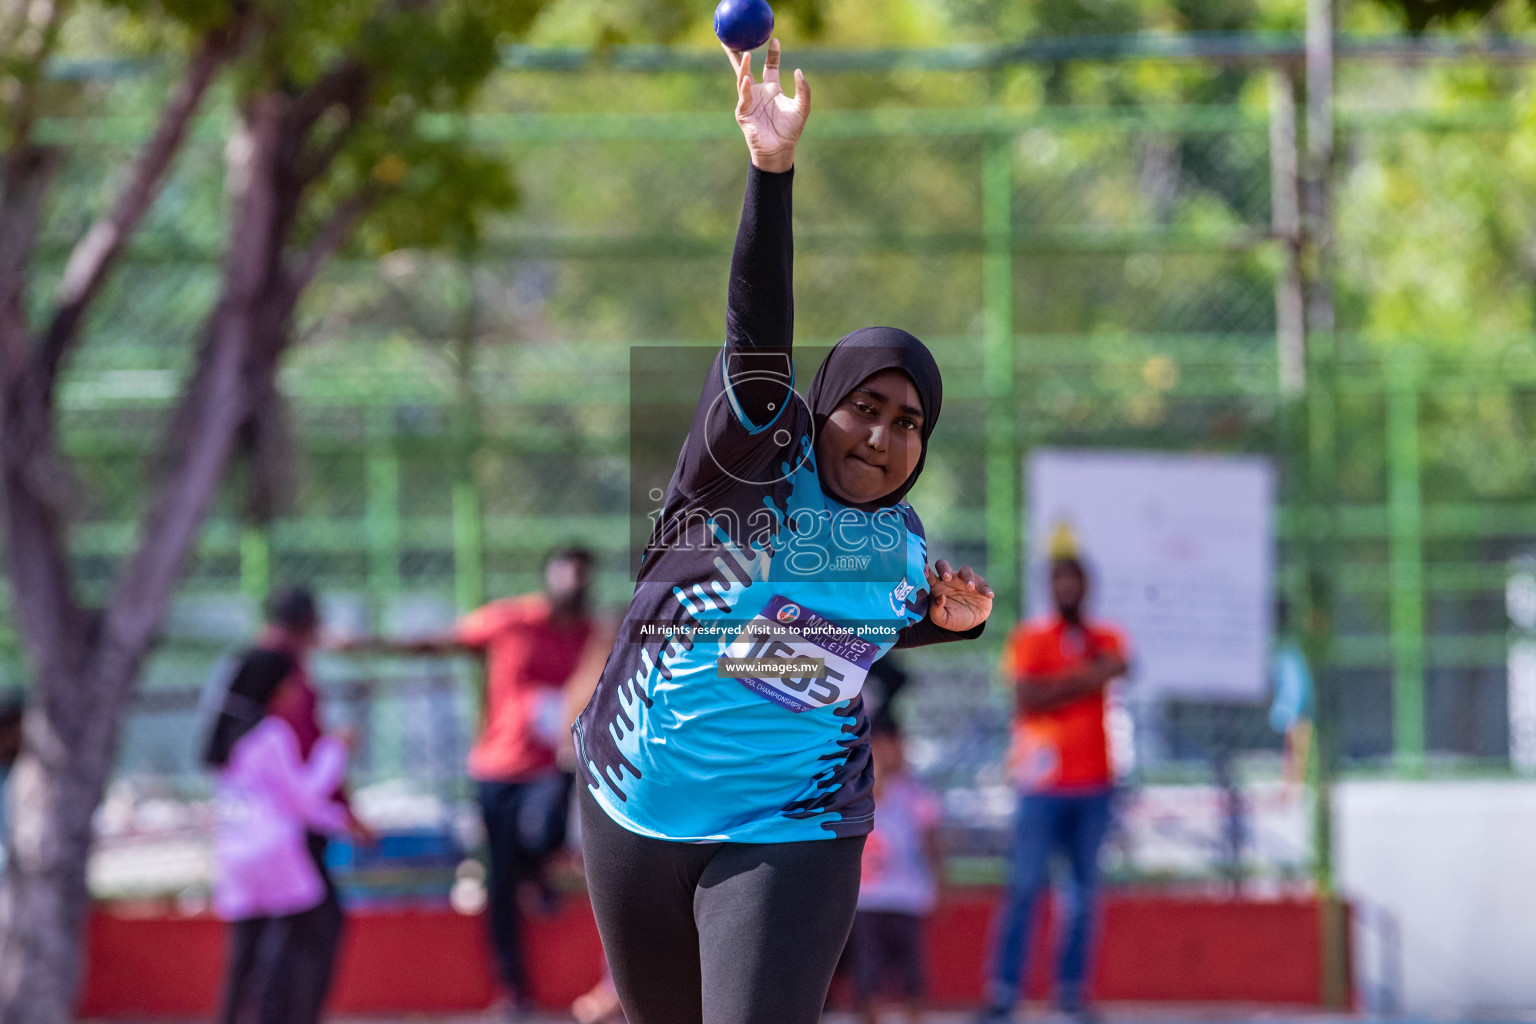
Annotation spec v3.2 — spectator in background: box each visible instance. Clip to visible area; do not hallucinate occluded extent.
[205,587,368,1024]
[344,546,608,1017]
[978,551,1130,1024]
[863,654,912,727]
[1269,599,1314,785]
[847,713,943,1024]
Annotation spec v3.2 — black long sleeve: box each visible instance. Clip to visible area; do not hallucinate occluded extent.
[893,615,987,650]
[721,163,795,429]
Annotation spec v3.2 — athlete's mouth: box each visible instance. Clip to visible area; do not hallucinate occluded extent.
[846,452,884,471]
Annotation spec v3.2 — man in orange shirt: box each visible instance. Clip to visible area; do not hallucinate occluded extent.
[348,548,603,1016]
[977,556,1129,1024]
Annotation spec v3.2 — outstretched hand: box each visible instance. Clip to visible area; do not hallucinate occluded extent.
[924,559,994,633]
[723,38,809,173]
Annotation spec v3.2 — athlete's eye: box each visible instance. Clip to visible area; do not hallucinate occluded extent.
[896,417,918,431]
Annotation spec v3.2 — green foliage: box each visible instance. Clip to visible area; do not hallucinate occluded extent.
[335,130,518,255]
[102,0,238,34]
[1367,0,1501,34]
[263,1,541,256]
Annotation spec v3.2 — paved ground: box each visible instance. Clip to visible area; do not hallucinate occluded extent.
[83,1002,1536,1024]
[308,1006,1536,1024]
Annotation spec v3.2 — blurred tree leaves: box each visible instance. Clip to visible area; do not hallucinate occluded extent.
[1370,0,1501,33]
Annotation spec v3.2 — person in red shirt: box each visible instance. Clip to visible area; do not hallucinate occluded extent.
[977,556,1129,1024]
[352,547,603,1015]
[459,548,601,1014]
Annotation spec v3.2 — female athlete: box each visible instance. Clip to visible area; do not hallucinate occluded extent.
[572,38,994,1024]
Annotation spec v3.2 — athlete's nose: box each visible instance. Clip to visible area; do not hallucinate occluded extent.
[866,424,887,453]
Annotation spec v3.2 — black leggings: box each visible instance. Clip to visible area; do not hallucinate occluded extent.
[479,772,574,993]
[579,785,865,1024]
[217,835,344,1024]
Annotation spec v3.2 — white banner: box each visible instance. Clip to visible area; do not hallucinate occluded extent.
[1027,449,1275,700]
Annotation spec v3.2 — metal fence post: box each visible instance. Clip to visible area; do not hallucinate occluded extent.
[983,133,1019,625]
[452,265,485,615]
[1388,354,1425,770]
[366,406,402,615]
[1304,0,1350,1007]
[240,524,271,605]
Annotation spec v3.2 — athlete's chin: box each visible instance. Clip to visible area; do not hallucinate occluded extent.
[829,472,887,505]
[833,458,889,503]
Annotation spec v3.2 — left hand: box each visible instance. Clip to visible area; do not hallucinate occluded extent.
[924,559,994,632]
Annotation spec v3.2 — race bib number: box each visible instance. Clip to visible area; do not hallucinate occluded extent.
[723,595,881,712]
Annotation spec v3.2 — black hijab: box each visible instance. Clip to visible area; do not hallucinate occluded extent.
[201,648,296,768]
[202,588,317,768]
[805,326,943,512]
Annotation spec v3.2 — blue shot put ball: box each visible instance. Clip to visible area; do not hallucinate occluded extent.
[714,0,774,53]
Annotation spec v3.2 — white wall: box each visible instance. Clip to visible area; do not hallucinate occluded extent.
[1336,779,1536,1016]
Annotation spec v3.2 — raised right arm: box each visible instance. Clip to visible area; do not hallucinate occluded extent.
[720,164,796,429]
[718,39,809,430]
[664,41,811,503]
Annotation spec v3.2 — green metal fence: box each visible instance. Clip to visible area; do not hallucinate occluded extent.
[8,48,1536,860]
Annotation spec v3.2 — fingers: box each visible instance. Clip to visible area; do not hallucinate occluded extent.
[956,564,993,598]
[926,560,995,601]
[735,51,753,115]
[763,37,781,87]
[793,68,810,116]
[955,565,987,594]
[721,42,744,76]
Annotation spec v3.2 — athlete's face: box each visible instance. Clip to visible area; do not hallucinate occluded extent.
[816,369,924,506]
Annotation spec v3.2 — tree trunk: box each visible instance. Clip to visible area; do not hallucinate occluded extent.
[0,94,313,1024]
[0,662,123,1024]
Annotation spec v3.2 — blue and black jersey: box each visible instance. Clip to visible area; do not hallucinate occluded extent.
[573,164,983,843]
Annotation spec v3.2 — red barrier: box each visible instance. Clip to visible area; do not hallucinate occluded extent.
[78,890,1338,1017]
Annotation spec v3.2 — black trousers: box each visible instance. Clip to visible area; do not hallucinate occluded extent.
[217,835,344,1024]
[579,784,865,1024]
[478,770,574,994]
[847,910,926,1000]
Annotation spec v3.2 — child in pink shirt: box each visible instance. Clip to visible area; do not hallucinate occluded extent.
[204,589,353,1024]
[212,688,350,919]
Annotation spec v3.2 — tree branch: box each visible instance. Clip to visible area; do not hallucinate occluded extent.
[293,108,362,188]
[0,431,88,681]
[0,0,65,377]
[288,60,368,135]
[285,188,374,300]
[286,60,370,189]
[36,16,244,394]
[0,144,58,380]
[95,97,287,676]
[1,0,67,153]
